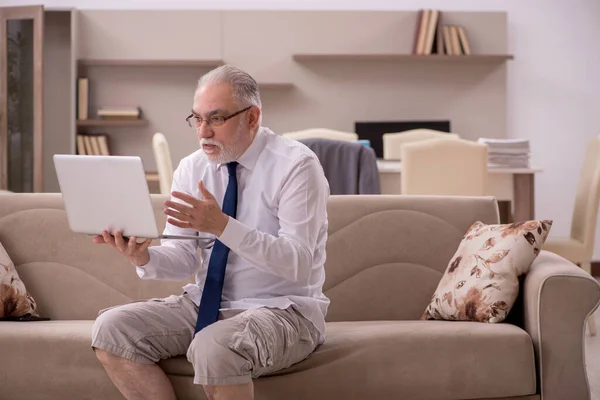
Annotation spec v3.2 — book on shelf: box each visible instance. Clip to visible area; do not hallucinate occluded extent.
[412,9,473,56]
[76,134,111,156]
[76,78,89,120]
[457,26,472,55]
[97,106,142,120]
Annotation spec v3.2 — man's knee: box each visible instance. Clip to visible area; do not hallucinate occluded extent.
[91,306,154,364]
[188,326,248,370]
[187,324,252,385]
[92,306,132,344]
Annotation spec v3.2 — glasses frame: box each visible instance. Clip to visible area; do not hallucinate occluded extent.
[186,105,253,129]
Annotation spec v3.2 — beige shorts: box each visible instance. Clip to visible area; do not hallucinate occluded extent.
[91,294,320,385]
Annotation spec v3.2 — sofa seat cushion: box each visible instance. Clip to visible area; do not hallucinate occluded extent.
[0,320,123,400]
[0,320,536,400]
[160,320,537,400]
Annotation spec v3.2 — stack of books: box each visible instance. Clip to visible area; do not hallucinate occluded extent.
[76,134,111,156]
[477,138,531,169]
[412,9,472,56]
[97,106,142,120]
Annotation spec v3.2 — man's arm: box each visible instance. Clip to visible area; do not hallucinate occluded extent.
[136,161,214,280]
[218,156,329,285]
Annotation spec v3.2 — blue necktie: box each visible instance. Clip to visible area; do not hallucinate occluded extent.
[194,161,238,334]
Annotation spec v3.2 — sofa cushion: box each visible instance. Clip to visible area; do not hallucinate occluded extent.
[0,320,124,400]
[0,241,39,318]
[422,220,552,323]
[160,320,536,400]
[0,320,536,400]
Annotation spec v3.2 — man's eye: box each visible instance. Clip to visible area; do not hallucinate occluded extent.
[211,116,225,124]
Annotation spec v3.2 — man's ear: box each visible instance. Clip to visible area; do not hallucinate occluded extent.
[248,106,261,130]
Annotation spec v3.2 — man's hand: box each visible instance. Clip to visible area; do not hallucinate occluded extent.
[164,180,229,237]
[93,230,152,266]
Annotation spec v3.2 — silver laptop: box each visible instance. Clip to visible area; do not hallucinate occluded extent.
[53,154,199,240]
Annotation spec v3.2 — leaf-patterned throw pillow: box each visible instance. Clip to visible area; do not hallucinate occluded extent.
[421,220,552,323]
[0,241,39,318]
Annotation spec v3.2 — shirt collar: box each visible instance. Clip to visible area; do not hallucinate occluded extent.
[216,127,266,172]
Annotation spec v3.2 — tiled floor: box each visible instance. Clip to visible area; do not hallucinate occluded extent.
[587,282,600,400]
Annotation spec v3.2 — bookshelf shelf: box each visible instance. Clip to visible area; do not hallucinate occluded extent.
[77,59,225,68]
[258,82,295,89]
[292,54,513,63]
[76,119,149,128]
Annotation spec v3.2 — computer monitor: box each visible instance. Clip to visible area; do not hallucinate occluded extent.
[354,120,451,158]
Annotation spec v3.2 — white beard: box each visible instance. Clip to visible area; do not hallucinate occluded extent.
[200,121,247,164]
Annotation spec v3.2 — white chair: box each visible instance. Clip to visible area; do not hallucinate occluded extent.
[281,128,358,142]
[543,136,600,336]
[152,132,174,195]
[383,129,460,160]
[401,138,488,196]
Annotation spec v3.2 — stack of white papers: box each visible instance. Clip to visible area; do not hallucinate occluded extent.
[477,138,531,168]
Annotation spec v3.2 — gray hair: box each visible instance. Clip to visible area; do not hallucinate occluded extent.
[196,65,262,111]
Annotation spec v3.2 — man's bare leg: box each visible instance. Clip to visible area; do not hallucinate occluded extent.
[95,348,176,400]
[203,382,254,400]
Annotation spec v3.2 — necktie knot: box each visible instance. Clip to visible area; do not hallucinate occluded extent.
[227,162,238,177]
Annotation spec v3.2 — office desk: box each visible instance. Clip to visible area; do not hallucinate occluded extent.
[377,160,543,222]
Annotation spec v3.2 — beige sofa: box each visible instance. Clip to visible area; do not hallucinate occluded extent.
[0,193,598,400]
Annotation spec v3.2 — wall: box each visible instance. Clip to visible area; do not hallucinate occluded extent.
[4,0,600,260]
[74,9,507,182]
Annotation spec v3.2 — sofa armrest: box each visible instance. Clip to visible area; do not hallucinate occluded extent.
[523,250,600,400]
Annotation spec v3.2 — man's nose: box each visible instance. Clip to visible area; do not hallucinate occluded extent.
[197,122,214,139]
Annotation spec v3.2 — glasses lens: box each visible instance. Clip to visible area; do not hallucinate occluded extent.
[210,116,226,127]
[188,117,202,129]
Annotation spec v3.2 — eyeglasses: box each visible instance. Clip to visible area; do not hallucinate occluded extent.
[186,106,252,129]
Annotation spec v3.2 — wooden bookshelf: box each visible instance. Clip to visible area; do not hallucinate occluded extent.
[76,119,149,128]
[77,59,225,67]
[292,54,514,63]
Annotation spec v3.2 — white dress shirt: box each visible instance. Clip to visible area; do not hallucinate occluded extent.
[136,127,331,342]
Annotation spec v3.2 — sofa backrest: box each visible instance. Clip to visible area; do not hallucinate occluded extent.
[0,193,182,320]
[322,195,499,321]
[0,193,499,321]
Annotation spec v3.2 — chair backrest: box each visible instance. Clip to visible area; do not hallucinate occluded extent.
[152,132,174,195]
[299,138,381,195]
[571,136,600,258]
[282,128,358,142]
[383,129,460,160]
[401,138,488,196]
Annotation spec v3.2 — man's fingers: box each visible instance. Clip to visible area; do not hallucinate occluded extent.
[198,180,216,200]
[114,231,128,252]
[164,200,194,214]
[167,218,192,229]
[102,230,115,247]
[170,191,199,208]
[92,235,105,244]
[127,235,137,254]
[139,238,153,251]
[164,207,192,222]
